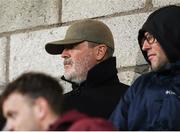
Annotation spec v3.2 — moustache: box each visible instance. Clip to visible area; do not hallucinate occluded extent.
[64,59,73,65]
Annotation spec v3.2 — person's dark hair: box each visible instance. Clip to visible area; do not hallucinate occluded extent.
[1,72,63,115]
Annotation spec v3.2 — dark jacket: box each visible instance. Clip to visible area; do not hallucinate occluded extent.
[0,95,6,130]
[62,57,128,119]
[48,110,116,131]
[0,110,5,130]
[110,5,180,130]
[110,65,180,130]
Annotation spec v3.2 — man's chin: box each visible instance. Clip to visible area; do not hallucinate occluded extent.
[64,74,72,80]
[64,67,72,72]
[64,75,84,84]
[64,73,76,82]
[151,64,162,72]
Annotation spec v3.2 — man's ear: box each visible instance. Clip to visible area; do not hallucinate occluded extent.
[95,44,108,61]
[33,97,48,120]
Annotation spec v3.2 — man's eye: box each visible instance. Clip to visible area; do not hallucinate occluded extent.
[147,35,153,40]
[7,112,16,119]
[66,44,77,49]
[141,37,146,46]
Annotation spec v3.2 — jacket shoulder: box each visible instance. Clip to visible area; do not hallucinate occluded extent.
[130,72,154,92]
[68,117,116,131]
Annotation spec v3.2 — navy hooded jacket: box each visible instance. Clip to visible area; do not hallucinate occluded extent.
[110,5,180,130]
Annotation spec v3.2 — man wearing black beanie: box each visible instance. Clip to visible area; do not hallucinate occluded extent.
[110,5,180,130]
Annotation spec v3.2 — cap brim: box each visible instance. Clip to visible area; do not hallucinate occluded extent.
[45,39,84,55]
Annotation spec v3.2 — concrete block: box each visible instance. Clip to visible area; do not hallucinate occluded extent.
[152,0,180,7]
[118,70,141,85]
[101,12,151,68]
[9,26,68,81]
[0,0,59,33]
[62,0,146,22]
[0,37,7,87]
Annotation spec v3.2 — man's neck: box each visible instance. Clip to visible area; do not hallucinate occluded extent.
[41,113,59,130]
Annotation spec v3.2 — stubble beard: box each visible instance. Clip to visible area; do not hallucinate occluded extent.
[150,58,168,72]
[64,52,95,84]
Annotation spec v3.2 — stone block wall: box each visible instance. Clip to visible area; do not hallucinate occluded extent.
[0,0,180,93]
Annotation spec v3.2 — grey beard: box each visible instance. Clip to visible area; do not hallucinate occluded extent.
[64,73,87,84]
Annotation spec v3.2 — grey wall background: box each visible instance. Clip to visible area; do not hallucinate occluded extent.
[0,0,180,93]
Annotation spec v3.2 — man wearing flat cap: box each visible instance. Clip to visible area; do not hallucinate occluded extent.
[45,19,128,119]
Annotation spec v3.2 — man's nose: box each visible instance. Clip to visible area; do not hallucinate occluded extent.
[61,49,70,58]
[142,40,151,51]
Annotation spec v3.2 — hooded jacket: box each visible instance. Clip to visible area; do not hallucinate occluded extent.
[138,5,180,64]
[62,57,128,119]
[110,5,180,130]
[48,110,116,131]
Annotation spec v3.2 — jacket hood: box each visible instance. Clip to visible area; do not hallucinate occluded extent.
[138,5,180,63]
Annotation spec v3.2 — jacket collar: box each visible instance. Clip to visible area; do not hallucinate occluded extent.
[61,57,118,90]
[155,60,180,75]
[86,57,117,85]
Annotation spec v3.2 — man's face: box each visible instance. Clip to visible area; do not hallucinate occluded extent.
[142,32,169,71]
[61,41,97,83]
[3,92,41,131]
